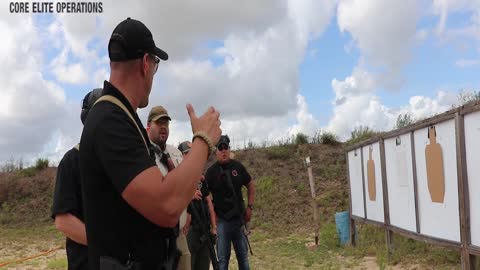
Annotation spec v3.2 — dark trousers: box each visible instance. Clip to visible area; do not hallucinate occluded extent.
[187,227,211,270]
[216,217,250,270]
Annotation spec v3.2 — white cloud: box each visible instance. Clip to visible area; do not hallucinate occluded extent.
[326,68,459,140]
[455,58,480,67]
[0,14,69,163]
[337,0,419,89]
[1,0,336,164]
[50,49,89,84]
[287,94,319,136]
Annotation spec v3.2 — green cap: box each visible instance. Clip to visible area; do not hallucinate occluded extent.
[148,105,171,122]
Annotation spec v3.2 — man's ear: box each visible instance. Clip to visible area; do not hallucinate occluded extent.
[141,54,149,75]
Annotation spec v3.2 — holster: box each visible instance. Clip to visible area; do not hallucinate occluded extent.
[99,236,180,270]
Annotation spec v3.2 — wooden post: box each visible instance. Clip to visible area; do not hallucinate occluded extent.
[346,151,357,246]
[306,156,319,245]
[380,140,393,259]
[410,131,421,234]
[455,112,474,270]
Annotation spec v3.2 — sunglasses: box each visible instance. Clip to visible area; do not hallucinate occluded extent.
[217,144,229,151]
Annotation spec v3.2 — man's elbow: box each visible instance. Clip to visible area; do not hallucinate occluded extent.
[152,206,181,228]
[54,215,68,234]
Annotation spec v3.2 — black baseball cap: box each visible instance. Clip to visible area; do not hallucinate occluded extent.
[217,135,230,148]
[108,17,168,62]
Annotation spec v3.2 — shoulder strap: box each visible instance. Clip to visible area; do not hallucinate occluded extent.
[94,95,149,153]
[74,144,80,151]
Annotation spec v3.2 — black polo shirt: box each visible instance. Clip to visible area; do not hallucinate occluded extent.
[51,147,88,270]
[79,81,173,270]
[205,160,252,220]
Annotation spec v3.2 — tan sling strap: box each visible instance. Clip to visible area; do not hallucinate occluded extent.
[94,95,149,153]
[74,144,80,151]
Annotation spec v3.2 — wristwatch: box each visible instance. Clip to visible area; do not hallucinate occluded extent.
[247,204,253,210]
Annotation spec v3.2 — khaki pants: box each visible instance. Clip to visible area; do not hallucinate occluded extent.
[176,233,191,270]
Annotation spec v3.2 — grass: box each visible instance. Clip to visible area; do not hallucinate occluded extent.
[0,143,465,269]
[0,214,463,269]
[47,258,67,269]
[265,145,293,160]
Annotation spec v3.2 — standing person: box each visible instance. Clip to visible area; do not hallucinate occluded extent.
[79,17,221,270]
[146,106,190,270]
[178,141,218,270]
[51,88,103,270]
[205,135,256,270]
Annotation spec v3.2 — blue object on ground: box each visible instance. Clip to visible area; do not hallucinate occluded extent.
[335,211,350,245]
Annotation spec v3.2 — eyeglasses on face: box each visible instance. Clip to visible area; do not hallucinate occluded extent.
[148,54,160,73]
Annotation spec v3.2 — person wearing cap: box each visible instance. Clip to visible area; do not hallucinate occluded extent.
[205,135,255,270]
[51,88,103,270]
[178,141,218,270]
[146,106,190,270]
[79,18,221,270]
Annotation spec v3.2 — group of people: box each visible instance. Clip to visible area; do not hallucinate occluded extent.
[51,18,255,270]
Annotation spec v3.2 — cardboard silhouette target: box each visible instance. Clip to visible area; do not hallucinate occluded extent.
[367,146,376,201]
[425,126,445,203]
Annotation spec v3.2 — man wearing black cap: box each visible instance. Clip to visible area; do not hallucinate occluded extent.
[51,88,103,270]
[79,18,222,270]
[205,135,255,270]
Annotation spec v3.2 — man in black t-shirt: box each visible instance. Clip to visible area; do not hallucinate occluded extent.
[79,18,221,270]
[51,88,102,270]
[205,135,256,270]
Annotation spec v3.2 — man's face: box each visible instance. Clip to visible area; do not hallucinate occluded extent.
[147,118,169,147]
[216,143,230,164]
[139,54,159,108]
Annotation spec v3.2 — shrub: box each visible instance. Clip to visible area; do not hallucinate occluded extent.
[347,126,377,146]
[34,158,49,171]
[294,133,309,145]
[394,113,415,129]
[319,132,339,145]
[457,90,480,106]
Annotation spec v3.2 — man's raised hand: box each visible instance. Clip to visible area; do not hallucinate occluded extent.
[186,104,221,146]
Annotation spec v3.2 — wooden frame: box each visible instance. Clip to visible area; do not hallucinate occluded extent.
[345,103,480,270]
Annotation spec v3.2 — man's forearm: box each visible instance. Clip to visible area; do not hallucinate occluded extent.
[207,196,216,227]
[121,140,211,227]
[247,180,255,206]
[55,213,87,246]
[161,140,210,215]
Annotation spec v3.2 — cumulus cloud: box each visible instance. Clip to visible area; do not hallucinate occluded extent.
[337,0,419,89]
[1,0,336,164]
[326,68,458,140]
[0,13,69,163]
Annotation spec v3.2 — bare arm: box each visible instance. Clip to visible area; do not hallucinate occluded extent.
[55,213,87,246]
[122,104,221,228]
[206,195,216,228]
[244,180,255,223]
[246,180,255,206]
[122,139,209,227]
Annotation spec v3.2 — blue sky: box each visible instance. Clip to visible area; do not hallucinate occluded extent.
[1,0,480,165]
